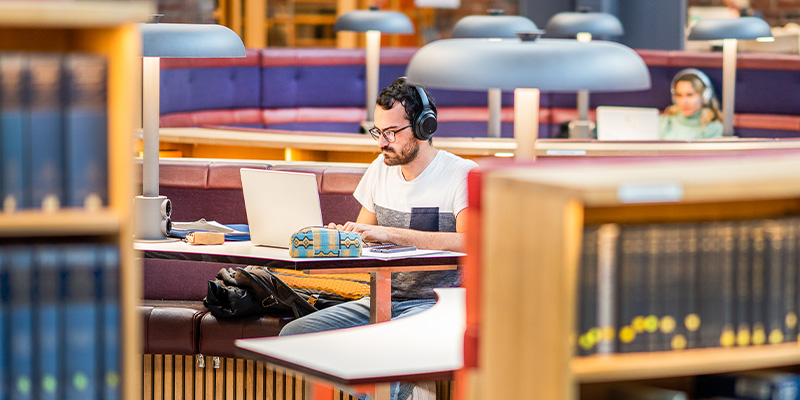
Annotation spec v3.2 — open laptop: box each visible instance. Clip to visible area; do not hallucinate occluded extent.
[240,168,323,248]
[596,106,660,141]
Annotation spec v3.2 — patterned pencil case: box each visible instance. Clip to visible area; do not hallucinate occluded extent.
[289,227,362,258]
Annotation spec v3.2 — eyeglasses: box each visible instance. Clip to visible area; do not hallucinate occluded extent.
[368,124,411,143]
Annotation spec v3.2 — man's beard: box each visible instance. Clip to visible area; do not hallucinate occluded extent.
[381,140,419,166]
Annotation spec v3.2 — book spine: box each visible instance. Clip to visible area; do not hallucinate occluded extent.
[735,223,752,347]
[645,226,662,352]
[8,247,33,400]
[617,225,646,353]
[34,245,62,400]
[679,224,700,350]
[751,226,767,346]
[62,53,108,209]
[698,223,721,347]
[0,247,8,400]
[0,53,31,211]
[718,223,736,349]
[596,223,619,355]
[661,224,682,352]
[577,225,599,357]
[99,244,120,400]
[764,222,786,345]
[782,218,797,344]
[27,53,63,211]
[62,245,98,400]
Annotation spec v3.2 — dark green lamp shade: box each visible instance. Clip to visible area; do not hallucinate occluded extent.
[334,9,414,34]
[688,16,772,40]
[406,38,650,92]
[545,11,623,38]
[140,23,246,58]
[452,15,539,39]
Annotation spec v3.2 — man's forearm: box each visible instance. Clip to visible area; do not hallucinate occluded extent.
[379,227,464,252]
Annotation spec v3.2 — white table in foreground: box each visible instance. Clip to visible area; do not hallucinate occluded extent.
[236,288,465,399]
[134,240,464,323]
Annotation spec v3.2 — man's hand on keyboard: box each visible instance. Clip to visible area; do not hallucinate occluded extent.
[327,221,391,244]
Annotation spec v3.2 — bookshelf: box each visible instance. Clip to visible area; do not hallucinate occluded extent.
[0,2,153,400]
[467,152,800,399]
[263,0,339,47]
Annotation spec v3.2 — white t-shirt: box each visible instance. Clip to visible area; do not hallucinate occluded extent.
[355,150,476,231]
[353,150,477,299]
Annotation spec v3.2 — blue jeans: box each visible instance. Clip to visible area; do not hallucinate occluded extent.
[279,297,437,400]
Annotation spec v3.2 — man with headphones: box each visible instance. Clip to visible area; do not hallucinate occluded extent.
[280,77,477,400]
[658,68,724,140]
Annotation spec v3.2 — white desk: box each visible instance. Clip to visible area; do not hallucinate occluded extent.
[135,240,463,323]
[236,288,465,398]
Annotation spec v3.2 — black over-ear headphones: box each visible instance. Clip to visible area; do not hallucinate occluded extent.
[413,86,437,141]
[671,68,714,106]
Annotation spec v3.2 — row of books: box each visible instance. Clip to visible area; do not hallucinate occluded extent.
[577,216,800,356]
[608,370,800,399]
[0,242,119,400]
[0,51,108,212]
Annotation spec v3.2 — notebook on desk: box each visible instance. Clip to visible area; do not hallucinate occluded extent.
[596,106,660,141]
[240,168,323,248]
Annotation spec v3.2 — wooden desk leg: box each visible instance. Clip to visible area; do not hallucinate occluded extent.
[375,383,391,400]
[370,270,392,323]
[369,271,392,399]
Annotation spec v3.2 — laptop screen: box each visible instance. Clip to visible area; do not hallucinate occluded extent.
[240,168,323,248]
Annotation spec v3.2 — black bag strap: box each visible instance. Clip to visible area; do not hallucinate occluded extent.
[234,266,318,318]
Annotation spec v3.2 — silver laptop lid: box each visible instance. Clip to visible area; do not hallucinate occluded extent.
[240,168,323,248]
[596,106,660,141]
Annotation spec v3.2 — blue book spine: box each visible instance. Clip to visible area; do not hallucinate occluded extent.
[62,245,97,400]
[0,53,31,211]
[0,247,9,400]
[28,53,63,211]
[34,245,61,400]
[62,53,107,209]
[8,247,33,400]
[99,244,119,400]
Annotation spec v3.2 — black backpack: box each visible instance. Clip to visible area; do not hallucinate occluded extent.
[204,265,318,319]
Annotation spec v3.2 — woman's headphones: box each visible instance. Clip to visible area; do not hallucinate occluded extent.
[413,86,437,141]
[671,68,714,106]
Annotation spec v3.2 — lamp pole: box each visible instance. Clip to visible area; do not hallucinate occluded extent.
[514,88,540,160]
[721,38,737,136]
[134,55,172,240]
[575,32,592,122]
[365,29,381,126]
[142,56,159,198]
[488,88,502,138]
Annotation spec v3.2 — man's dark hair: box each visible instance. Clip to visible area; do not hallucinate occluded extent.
[376,77,437,125]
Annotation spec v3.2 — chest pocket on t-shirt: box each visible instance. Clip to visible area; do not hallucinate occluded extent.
[410,207,439,232]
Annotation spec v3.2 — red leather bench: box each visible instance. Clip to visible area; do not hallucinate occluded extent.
[136,158,367,358]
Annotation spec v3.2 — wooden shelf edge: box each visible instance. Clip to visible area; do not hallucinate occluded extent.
[573,343,800,383]
[152,127,516,157]
[0,2,155,27]
[0,209,121,237]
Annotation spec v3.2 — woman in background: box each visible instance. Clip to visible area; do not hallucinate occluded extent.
[658,68,723,140]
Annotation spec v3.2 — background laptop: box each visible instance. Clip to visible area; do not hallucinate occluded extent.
[596,106,660,141]
[240,168,323,248]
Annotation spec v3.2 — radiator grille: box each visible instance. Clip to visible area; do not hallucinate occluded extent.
[142,354,452,400]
